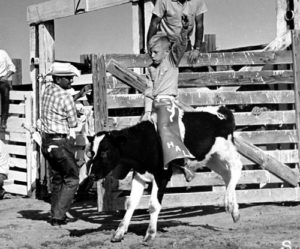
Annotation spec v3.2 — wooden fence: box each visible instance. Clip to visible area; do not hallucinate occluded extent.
[76,31,300,212]
[1,90,36,196]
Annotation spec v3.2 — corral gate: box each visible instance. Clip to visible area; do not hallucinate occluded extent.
[90,32,300,211]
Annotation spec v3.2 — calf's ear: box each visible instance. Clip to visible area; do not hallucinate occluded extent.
[87,136,94,143]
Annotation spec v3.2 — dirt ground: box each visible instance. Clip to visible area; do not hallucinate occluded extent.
[0,193,300,249]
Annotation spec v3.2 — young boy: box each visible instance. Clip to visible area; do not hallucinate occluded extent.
[141,15,195,182]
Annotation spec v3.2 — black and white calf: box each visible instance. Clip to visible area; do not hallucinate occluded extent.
[87,106,243,243]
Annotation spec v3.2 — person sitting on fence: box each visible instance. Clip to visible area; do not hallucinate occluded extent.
[147,0,207,63]
[141,15,195,182]
[0,139,12,199]
[40,62,81,226]
[0,49,16,129]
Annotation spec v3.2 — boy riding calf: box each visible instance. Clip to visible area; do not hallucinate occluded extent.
[141,15,195,182]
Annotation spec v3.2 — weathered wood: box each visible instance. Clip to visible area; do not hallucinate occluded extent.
[4,185,28,196]
[107,59,148,92]
[234,110,295,126]
[291,30,300,162]
[204,34,216,52]
[9,104,26,115]
[234,135,299,187]
[71,69,294,88]
[106,110,296,130]
[10,90,31,101]
[105,50,293,68]
[11,59,22,85]
[277,0,289,37]
[38,21,55,75]
[110,187,300,210]
[116,169,293,191]
[132,1,144,54]
[295,0,300,30]
[236,130,297,144]
[178,70,294,87]
[92,54,108,131]
[27,0,133,24]
[105,91,295,109]
[6,144,26,156]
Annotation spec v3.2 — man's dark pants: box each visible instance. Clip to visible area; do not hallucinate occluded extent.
[41,136,79,220]
[0,80,10,127]
[0,173,7,199]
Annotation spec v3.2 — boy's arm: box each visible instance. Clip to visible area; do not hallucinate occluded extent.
[169,15,191,66]
[141,77,154,122]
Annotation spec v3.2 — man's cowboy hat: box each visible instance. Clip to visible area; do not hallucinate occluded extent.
[47,62,80,77]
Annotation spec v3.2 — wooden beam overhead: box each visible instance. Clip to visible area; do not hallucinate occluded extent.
[27,0,136,24]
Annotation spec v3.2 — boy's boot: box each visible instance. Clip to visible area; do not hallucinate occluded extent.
[171,158,195,182]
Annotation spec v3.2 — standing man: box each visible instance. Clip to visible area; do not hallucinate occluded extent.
[0,49,16,129]
[40,62,80,226]
[147,0,207,63]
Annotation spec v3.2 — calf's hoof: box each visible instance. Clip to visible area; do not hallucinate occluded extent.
[232,212,240,223]
[111,232,123,243]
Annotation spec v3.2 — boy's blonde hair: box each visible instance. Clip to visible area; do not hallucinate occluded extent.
[148,33,171,52]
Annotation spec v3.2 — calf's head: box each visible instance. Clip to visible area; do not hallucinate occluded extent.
[86,132,125,180]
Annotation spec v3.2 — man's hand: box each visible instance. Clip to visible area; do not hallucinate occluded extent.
[188,49,200,64]
[181,15,191,30]
[79,85,92,98]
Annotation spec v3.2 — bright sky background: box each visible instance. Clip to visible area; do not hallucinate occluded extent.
[0,0,276,83]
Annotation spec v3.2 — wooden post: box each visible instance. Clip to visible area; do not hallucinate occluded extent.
[292,30,300,165]
[38,21,55,76]
[204,34,216,52]
[92,54,110,212]
[38,20,55,195]
[277,0,289,37]
[11,59,22,85]
[294,0,300,30]
[132,1,144,53]
[92,54,108,132]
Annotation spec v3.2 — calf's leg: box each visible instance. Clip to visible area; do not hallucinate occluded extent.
[143,179,161,243]
[205,136,242,222]
[111,174,146,242]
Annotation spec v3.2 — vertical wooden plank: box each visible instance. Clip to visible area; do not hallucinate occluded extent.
[132,1,144,54]
[38,20,55,197]
[294,0,300,30]
[92,54,109,211]
[277,0,289,36]
[204,34,216,52]
[292,30,300,161]
[11,59,22,85]
[38,21,55,76]
[24,93,35,195]
[30,24,39,126]
[92,54,108,132]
